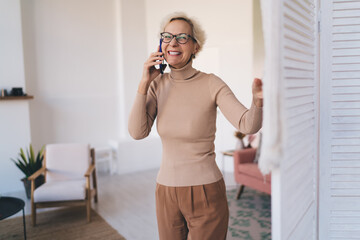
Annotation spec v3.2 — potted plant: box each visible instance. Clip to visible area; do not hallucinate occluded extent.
[11,144,45,199]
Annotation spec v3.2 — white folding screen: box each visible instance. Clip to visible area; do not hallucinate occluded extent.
[319,0,360,239]
[260,0,318,239]
[280,0,318,239]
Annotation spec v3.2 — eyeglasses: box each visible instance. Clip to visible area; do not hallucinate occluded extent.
[160,32,196,44]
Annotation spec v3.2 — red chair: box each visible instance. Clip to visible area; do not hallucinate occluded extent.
[233,148,271,199]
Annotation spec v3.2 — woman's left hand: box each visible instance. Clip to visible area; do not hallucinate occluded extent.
[252,78,263,108]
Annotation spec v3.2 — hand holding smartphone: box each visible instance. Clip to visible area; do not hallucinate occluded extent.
[159,39,166,74]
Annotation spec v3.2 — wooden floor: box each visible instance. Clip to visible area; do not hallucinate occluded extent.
[7,169,237,240]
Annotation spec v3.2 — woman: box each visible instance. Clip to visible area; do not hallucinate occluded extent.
[128,12,263,240]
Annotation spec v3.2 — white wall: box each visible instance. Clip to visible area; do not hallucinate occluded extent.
[21,0,120,150]
[0,0,32,193]
[145,0,256,171]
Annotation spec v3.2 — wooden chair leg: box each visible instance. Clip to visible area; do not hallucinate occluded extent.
[31,203,36,226]
[31,179,36,226]
[236,185,245,200]
[87,200,91,222]
[92,170,98,203]
[86,178,91,222]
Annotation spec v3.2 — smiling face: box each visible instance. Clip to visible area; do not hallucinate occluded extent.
[162,20,199,69]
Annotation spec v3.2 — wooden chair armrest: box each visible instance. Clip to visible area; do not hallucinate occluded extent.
[233,148,257,165]
[84,164,95,177]
[28,167,46,181]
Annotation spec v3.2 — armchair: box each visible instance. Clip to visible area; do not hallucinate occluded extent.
[233,148,271,199]
[28,143,98,226]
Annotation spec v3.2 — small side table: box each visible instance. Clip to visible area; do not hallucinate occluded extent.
[95,146,115,174]
[220,150,235,177]
[0,196,27,239]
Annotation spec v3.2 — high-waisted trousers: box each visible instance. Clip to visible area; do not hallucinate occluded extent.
[155,178,229,240]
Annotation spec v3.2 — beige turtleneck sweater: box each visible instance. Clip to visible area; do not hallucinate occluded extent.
[128,62,262,186]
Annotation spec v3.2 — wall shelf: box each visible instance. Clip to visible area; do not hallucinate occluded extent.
[0,96,34,101]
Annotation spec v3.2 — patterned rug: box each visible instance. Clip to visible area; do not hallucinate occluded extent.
[0,206,125,240]
[226,187,271,240]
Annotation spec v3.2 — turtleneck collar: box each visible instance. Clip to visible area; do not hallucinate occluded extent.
[169,60,198,81]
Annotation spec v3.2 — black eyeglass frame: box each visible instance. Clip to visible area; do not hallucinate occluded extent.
[160,32,196,44]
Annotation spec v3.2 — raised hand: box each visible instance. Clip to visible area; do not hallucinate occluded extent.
[252,78,263,108]
[138,47,166,94]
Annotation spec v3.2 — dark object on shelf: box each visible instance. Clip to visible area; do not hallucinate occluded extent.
[11,87,25,96]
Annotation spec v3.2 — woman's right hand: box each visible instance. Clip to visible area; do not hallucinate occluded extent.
[138,48,166,94]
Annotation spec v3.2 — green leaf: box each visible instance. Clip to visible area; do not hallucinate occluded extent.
[20,148,27,164]
[11,144,45,179]
[30,144,35,165]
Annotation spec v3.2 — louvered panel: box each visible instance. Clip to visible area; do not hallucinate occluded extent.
[332,160,360,167]
[293,0,315,14]
[333,94,360,101]
[333,147,360,154]
[332,138,360,145]
[288,102,314,117]
[283,146,313,172]
[333,25,360,34]
[333,79,360,86]
[332,123,360,131]
[333,2,360,9]
[285,95,314,108]
[271,0,317,238]
[332,190,360,197]
[287,79,315,87]
[331,104,359,111]
[331,222,360,231]
[284,68,315,78]
[284,27,315,46]
[330,197,360,210]
[332,116,360,123]
[330,230,360,239]
[331,217,360,225]
[284,48,315,63]
[333,71,360,79]
[333,56,360,64]
[332,63,360,72]
[285,183,315,239]
[284,6,313,26]
[331,174,360,182]
[287,132,314,153]
[332,152,360,160]
[333,48,360,56]
[284,38,315,55]
[332,101,360,108]
[332,130,360,138]
[333,41,360,49]
[333,33,360,41]
[334,18,360,26]
[285,180,313,221]
[285,86,314,98]
[332,181,360,189]
[288,110,314,127]
[285,0,313,22]
[288,204,316,240]
[333,9,360,18]
[332,167,360,175]
[284,58,315,71]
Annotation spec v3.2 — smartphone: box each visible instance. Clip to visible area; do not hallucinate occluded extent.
[159,39,165,74]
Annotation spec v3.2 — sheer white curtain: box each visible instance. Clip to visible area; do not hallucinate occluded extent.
[258,0,283,175]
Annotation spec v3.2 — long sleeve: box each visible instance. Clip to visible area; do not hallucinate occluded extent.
[208,75,262,134]
[128,81,158,140]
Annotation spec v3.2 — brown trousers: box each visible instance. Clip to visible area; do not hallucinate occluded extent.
[155,178,229,240]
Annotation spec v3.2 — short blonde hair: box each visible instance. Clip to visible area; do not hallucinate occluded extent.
[159,12,206,55]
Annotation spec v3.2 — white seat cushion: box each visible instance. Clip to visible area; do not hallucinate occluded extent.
[34,179,86,203]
